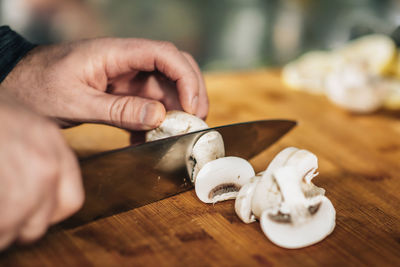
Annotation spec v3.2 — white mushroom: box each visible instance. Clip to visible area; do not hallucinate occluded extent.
[234,172,263,223]
[251,147,298,219]
[260,166,335,249]
[195,157,255,203]
[251,147,325,219]
[146,110,208,142]
[187,131,225,183]
[145,111,224,174]
[282,51,340,94]
[325,63,389,113]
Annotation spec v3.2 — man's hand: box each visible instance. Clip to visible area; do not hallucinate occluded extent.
[0,38,209,129]
[0,93,84,250]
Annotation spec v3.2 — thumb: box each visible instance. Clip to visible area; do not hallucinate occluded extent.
[90,92,166,131]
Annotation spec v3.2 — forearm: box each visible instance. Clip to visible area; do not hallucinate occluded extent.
[0,26,36,83]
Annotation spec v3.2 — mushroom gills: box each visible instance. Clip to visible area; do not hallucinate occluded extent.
[209,183,241,199]
[195,156,255,203]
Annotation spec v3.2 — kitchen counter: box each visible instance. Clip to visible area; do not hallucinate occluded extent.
[1,69,400,266]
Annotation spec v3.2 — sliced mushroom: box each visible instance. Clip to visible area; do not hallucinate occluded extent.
[195,156,255,203]
[284,149,325,198]
[187,131,225,183]
[251,147,298,219]
[260,166,335,249]
[251,147,325,219]
[234,172,263,223]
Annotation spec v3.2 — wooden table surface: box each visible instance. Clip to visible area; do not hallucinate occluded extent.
[1,69,400,266]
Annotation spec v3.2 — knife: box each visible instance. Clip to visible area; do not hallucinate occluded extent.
[61,119,296,228]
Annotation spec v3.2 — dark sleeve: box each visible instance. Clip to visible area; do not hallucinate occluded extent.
[0,26,37,83]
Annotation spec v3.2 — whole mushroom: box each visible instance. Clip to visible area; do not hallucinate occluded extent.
[146,110,208,141]
[146,110,224,174]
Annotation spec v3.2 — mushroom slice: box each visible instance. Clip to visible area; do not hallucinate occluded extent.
[284,149,325,198]
[187,131,225,183]
[235,172,263,224]
[260,166,336,249]
[252,147,325,218]
[251,147,299,218]
[146,110,208,142]
[195,157,255,203]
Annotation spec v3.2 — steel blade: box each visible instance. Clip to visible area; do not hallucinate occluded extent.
[61,119,296,228]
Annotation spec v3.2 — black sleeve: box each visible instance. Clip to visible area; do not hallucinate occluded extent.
[0,26,37,83]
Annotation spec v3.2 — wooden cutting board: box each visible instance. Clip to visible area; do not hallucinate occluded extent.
[1,69,400,266]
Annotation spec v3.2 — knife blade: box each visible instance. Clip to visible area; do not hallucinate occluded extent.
[61,119,296,228]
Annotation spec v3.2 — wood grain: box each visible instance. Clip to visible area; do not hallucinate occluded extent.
[1,69,400,266]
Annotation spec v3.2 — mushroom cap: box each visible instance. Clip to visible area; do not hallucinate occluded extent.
[187,131,225,183]
[145,110,209,173]
[234,173,263,223]
[195,156,255,203]
[260,196,336,249]
[146,110,208,142]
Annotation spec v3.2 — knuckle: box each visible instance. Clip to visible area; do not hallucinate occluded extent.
[69,192,84,214]
[157,41,178,52]
[31,153,59,183]
[108,96,135,128]
[182,51,194,61]
[60,190,84,219]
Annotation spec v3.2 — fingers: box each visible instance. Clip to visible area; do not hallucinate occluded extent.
[50,146,84,224]
[87,90,167,131]
[96,38,200,114]
[16,135,83,243]
[17,197,56,243]
[181,52,209,119]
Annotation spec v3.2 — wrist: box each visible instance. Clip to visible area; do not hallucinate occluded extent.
[0,26,37,83]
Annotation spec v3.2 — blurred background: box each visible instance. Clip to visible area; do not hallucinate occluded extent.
[1,0,399,71]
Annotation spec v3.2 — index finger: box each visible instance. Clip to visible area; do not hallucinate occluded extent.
[92,38,200,115]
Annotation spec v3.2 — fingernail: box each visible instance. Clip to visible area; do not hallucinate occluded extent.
[141,102,161,127]
[191,96,198,114]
